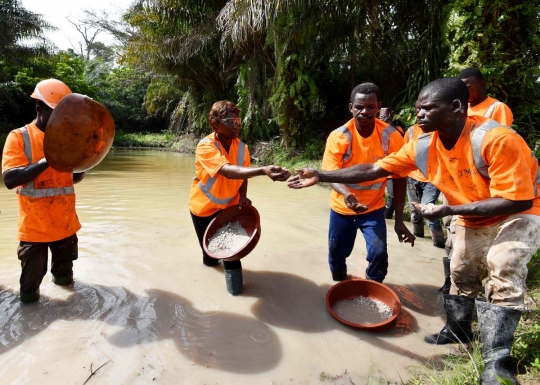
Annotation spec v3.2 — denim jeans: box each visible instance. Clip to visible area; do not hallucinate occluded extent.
[407,177,443,231]
[328,207,388,282]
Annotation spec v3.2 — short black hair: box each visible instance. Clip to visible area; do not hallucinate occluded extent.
[350,82,380,103]
[419,78,469,107]
[457,67,484,81]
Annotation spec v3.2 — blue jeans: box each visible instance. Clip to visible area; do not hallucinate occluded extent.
[407,178,442,231]
[328,208,388,282]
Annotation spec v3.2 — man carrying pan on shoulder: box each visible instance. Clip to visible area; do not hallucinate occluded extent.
[2,79,86,303]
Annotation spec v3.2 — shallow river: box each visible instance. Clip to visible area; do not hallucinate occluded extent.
[0,149,448,384]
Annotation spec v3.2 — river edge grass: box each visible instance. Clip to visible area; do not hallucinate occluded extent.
[119,131,540,384]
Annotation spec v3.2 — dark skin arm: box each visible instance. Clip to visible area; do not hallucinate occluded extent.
[238,179,251,207]
[413,198,533,221]
[287,166,415,245]
[392,177,416,246]
[3,158,49,190]
[288,164,390,188]
[330,183,368,213]
[219,164,291,181]
[3,158,87,189]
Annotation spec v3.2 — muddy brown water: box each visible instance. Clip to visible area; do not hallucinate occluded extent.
[0,149,450,384]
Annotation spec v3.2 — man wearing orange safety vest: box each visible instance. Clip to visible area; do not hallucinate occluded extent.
[288,78,540,385]
[458,66,513,126]
[2,79,86,303]
[321,83,414,283]
[434,67,516,291]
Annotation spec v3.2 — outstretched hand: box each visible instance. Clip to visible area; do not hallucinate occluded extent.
[264,165,291,182]
[287,168,320,189]
[411,202,450,221]
[394,221,415,247]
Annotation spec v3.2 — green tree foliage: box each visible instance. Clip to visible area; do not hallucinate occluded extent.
[445,0,540,144]
[122,0,241,136]
[0,0,54,131]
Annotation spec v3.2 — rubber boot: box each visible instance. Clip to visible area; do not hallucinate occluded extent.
[424,294,474,344]
[476,300,521,385]
[20,288,40,303]
[52,275,73,286]
[225,268,243,295]
[430,228,445,249]
[412,223,424,238]
[438,257,451,294]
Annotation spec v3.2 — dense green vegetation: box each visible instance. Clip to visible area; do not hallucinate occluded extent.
[1,0,539,150]
[1,1,540,382]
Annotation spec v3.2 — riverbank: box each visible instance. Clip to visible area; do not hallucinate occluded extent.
[113,131,323,170]
[115,132,540,384]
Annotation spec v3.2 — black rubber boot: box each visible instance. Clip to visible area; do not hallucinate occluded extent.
[438,257,451,294]
[52,275,73,286]
[412,223,424,238]
[20,288,40,303]
[430,228,445,249]
[384,206,394,219]
[476,300,521,385]
[225,268,243,295]
[424,294,474,344]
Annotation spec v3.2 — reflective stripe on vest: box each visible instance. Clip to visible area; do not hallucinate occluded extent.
[415,119,540,196]
[336,124,396,191]
[408,127,414,141]
[196,138,247,204]
[16,127,75,198]
[483,101,502,119]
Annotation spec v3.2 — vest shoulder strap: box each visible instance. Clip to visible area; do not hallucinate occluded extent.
[415,133,431,177]
[483,101,502,118]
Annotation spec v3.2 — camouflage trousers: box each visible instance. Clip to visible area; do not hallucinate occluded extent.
[450,214,540,309]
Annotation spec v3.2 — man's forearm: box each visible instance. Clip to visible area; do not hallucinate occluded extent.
[219,165,264,179]
[239,179,248,197]
[318,164,390,184]
[2,159,49,189]
[330,183,351,197]
[392,177,407,222]
[448,197,533,217]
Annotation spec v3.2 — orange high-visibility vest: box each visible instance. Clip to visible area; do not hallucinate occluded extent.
[1,121,81,242]
[322,118,404,215]
[189,133,250,217]
[468,96,513,126]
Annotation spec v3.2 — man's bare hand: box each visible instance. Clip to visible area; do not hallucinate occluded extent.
[412,202,450,221]
[394,221,415,246]
[264,166,291,182]
[287,168,320,189]
[344,194,369,213]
